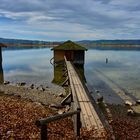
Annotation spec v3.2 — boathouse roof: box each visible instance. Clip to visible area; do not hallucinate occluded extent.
[0,43,7,47]
[51,40,87,51]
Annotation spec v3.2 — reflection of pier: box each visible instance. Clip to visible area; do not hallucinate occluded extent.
[0,43,6,84]
[0,65,4,84]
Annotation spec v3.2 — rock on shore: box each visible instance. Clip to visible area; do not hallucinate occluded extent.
[0,84,64,105]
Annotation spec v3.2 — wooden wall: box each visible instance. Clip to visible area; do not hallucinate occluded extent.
[54,50,65,62]
[54,50,85,64]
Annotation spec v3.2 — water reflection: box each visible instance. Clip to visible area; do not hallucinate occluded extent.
[2,48,140,103]
[85,49,140,103]
[0,70,4,84]
[2,48,54,87]
[0,47,4,84]
[52,63,65,85]
[52,63,86,85]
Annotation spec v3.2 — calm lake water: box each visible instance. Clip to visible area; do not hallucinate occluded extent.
[85,49,140,103]
[2,48,54,87]
[2,47,140,103]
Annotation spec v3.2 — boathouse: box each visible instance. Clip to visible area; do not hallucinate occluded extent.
[51,40,87,65]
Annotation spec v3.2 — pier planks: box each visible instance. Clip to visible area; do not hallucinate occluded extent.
[65,60,105,134]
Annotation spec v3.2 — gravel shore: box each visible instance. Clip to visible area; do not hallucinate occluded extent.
[0,86,110,140]
[0,84,65,105]
[0,94,75,140]
[108,104,140,140]
[1,83,140,139]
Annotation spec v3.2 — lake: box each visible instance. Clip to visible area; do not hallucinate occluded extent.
[2,47,140,104]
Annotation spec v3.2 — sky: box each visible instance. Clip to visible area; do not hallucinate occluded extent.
[0,0,140,41]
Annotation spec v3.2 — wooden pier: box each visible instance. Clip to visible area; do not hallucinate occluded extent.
[36,41,107,139]
[63,56,106,135]
[36,57,107,139]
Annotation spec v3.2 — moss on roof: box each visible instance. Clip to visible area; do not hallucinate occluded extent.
[52,40,87,51]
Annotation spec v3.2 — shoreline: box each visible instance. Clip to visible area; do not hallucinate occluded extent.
[0,83,140,139]
[3,44,140,51]
[0,83,65,106]
[0,94,75,140]
[0,84,111,139]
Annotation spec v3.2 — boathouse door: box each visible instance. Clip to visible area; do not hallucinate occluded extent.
[65,51,73,61]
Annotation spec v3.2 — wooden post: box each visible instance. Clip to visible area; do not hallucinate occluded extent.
[61,92,72,105]
[41,125,47,140]
[75,108,81,136]
[36,110,81,138]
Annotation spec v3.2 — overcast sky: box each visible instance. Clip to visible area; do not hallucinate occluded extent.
[0,0,140,41]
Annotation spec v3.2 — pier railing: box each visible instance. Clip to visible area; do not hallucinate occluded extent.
[36,109,81,140]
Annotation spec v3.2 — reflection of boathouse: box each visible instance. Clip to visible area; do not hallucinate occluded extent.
[0,43,6,83]
[51,40,87,84]
[51,40,87,65]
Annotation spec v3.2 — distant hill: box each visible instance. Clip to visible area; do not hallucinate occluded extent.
[1,37,140,46]
[0,38,61,50]
[1,37,140,45]
[0,37,49,45]
[77,40,140,45]
[0,37,140,50]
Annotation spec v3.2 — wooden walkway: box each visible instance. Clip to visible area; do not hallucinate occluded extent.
[64,58,106,135]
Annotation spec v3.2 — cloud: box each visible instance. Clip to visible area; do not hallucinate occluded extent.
[0,0,140,40]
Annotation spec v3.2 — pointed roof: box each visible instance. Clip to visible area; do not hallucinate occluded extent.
[51,40,87,51]
[0,43,7,47]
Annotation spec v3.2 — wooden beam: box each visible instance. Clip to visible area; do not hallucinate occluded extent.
[61,77,69,86]
[36,110,80,126]
[36,110,81,139]
[61,92,72,105]
[62,70,68,77]
[74,108,81,136]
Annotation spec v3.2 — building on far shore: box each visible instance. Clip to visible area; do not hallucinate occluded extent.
[0,43,7,83]
[51,40,87,65]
